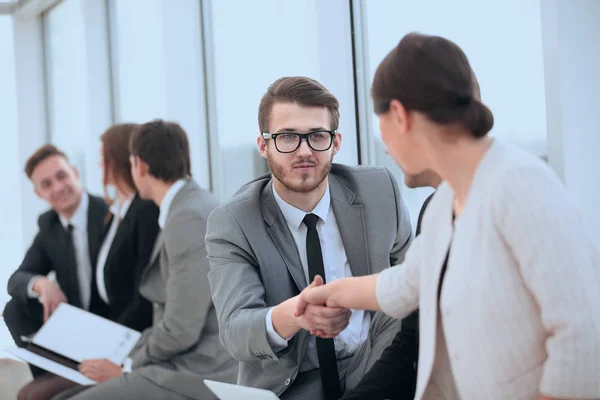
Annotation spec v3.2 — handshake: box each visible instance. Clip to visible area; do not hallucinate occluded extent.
[273,275,349,339]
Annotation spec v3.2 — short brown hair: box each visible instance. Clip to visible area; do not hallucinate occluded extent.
[258,76,340,133]
[101,123,139,192]
[129,119,191,183]
[25,144,68,179]
[372,32,493,138]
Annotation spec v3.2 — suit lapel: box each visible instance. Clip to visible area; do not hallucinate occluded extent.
[262,182,308,291]
[330,175,370,277]
[148,230,164,268]
[102,195,139,290]
[87,195,108,271]
[53,219,82,308]
[143,181,193,282]
[102,213,114,239]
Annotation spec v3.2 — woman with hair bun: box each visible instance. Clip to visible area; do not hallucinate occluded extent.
[296,32,600,400]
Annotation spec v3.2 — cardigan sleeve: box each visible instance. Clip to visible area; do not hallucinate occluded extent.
[494,162,600,399]
[376,235,421,320]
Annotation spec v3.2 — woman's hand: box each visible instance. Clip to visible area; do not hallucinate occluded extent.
[295,275,331,317]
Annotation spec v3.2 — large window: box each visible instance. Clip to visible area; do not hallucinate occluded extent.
[0,16,22,344]
[360,0,548,226]
[109,0,211,188]
[206,0,358,201]
[44,0,113,195]
[44,0,91,187]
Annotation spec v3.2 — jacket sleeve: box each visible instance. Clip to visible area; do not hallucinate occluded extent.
[386,168,413,267]
[131,211,213,367]
[7,216,53,303]
[205,205,280,362]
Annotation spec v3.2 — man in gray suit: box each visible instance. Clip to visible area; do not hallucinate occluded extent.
[205,77,413,400]
[55,120,237,400]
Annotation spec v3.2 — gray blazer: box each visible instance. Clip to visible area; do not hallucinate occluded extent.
[131,179,238,400]
[205,164,412,396]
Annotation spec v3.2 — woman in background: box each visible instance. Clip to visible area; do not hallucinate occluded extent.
[94,123,158,331]
[18,123,159,400]
[295,33,600,400]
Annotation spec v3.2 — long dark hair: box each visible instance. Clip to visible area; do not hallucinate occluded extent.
[101,123,139,203]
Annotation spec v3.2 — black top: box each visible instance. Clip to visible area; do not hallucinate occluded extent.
[99,195,159,331]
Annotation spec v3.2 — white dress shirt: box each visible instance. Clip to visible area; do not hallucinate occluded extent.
[266,183,371,372]
[375,140,600,400]
[159,179,187,229]
[95,195,134,304]
[28,193,93,310]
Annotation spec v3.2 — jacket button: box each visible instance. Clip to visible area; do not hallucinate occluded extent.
[285,378,291,386]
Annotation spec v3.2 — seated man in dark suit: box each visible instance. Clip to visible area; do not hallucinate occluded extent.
[3,145,108,390]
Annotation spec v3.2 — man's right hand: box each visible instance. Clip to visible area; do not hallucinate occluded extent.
[32,278,68,322]
[272,294,351,340]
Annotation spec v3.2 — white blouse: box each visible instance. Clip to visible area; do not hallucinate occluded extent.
[376,140,600,400]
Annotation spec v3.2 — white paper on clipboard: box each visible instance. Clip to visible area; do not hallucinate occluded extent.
[32,303,141,364]
[4,303,142,385]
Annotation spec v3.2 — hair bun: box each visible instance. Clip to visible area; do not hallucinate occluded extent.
[463,100,494,138]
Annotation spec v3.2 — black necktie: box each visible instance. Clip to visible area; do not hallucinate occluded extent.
[303,213,342,400]
[64,223,81,306]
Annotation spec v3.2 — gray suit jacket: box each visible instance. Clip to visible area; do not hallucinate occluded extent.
[205,164,412,396]
[131,179,238,400]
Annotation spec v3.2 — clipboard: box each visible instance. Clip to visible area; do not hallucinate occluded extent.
[5,303,141,384]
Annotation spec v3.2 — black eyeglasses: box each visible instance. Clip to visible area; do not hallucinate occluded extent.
[262,130,337,153]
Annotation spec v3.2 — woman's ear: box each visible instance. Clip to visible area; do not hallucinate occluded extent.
[389,99,412,135]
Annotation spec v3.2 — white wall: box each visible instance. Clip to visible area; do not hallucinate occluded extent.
[542,0,600,246]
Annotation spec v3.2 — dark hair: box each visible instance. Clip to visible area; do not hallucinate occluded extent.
[25,144,69,179]
[372,32,493,138]
[258,76,340,133]
[129,119,191,182]
[101,123,139,193]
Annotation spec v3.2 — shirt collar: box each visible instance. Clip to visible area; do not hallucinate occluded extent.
[272,182,331,231]
[109,195,134,219]
[159,179,187,229]
[59,192,89,229]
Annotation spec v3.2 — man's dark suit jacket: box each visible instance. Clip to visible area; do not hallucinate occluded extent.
[341,192,435,400]
[7,194,108,311]
[100,195,159,331]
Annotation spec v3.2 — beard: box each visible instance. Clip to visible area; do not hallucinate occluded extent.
[268,154,333,193]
